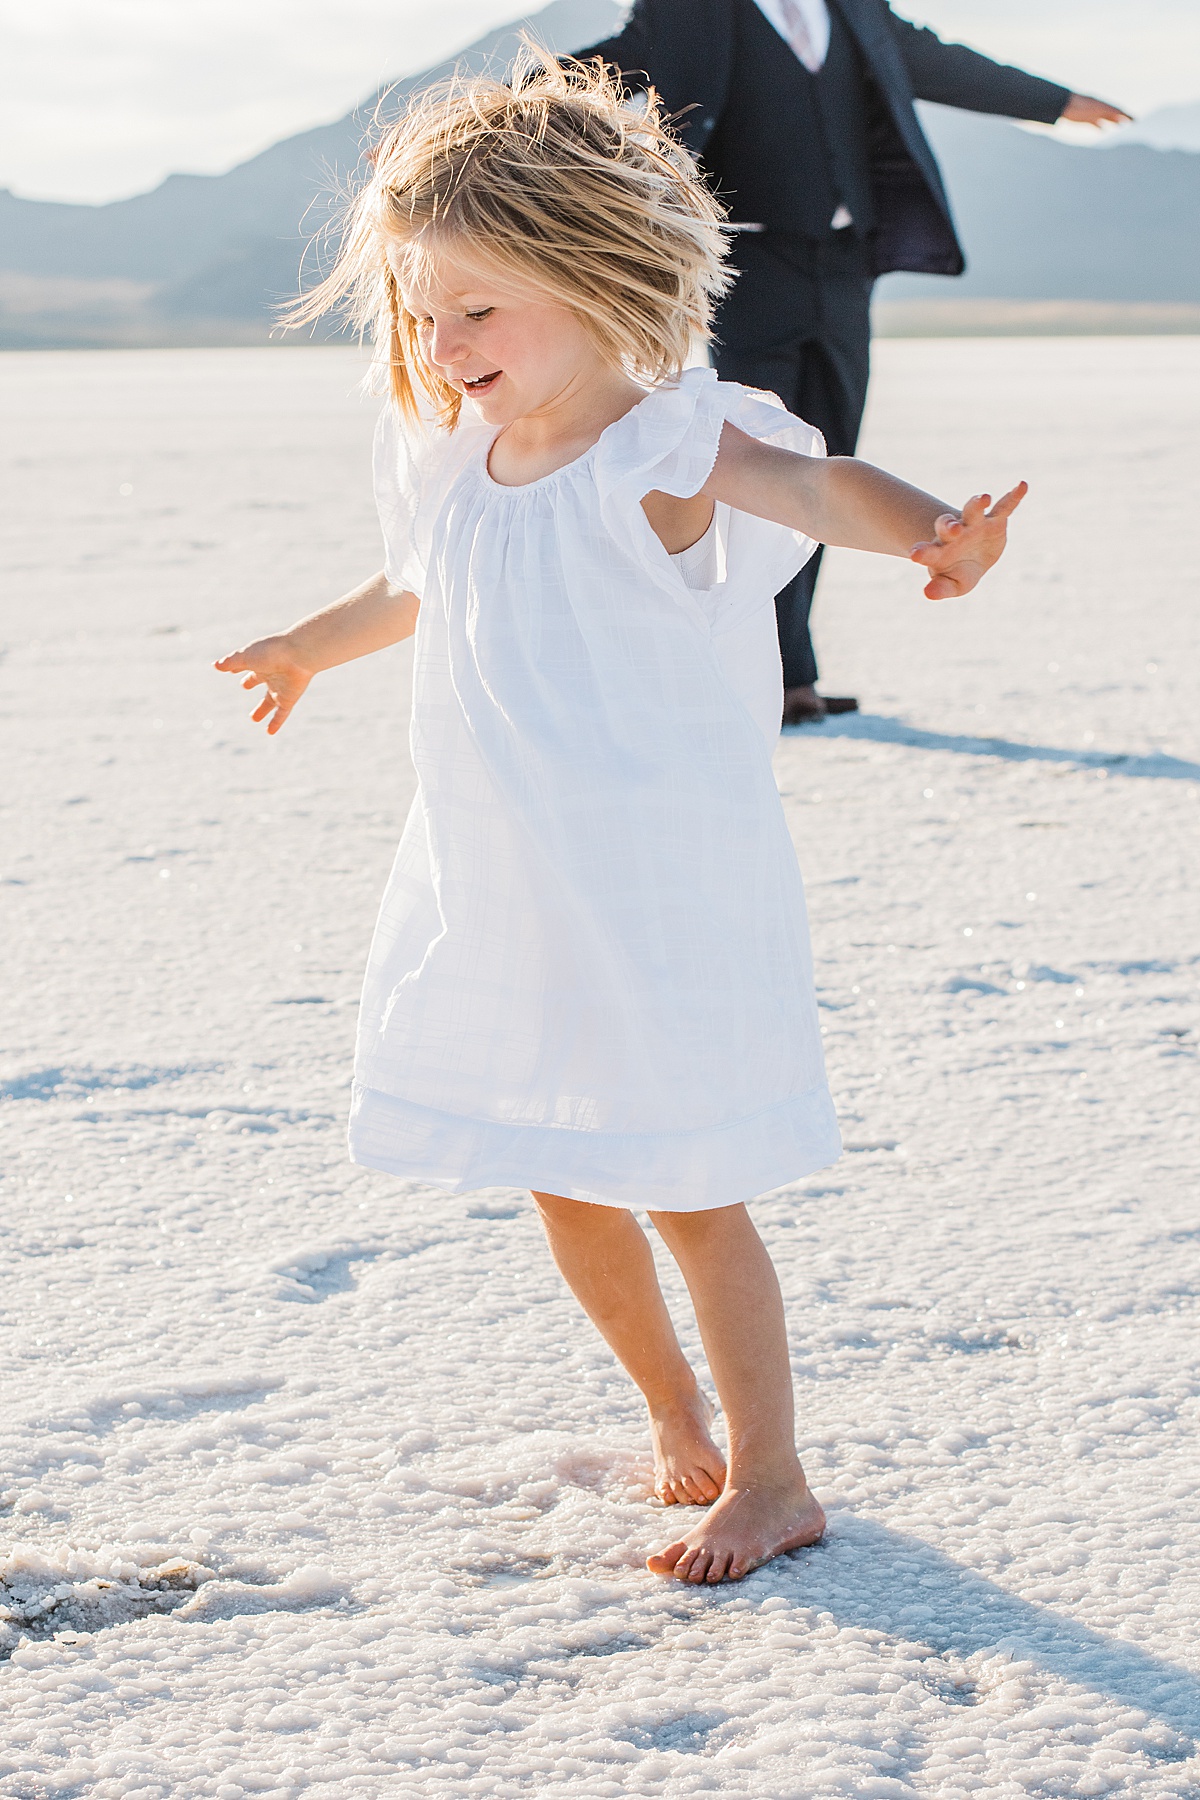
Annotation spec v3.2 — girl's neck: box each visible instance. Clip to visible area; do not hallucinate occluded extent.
[486,363,647,488]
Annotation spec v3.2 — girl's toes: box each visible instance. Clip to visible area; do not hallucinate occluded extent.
[646,1541,687,1575]
[672,1544,700,1580]
[684,1549,712,1584]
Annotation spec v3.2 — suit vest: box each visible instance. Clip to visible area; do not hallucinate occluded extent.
[701,0,877,240]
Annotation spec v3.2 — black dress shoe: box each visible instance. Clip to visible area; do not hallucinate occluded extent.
[782,686,826,725]
[782,688,860,726]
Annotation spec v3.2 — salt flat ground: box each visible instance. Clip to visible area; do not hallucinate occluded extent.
[1,339,1198,1799]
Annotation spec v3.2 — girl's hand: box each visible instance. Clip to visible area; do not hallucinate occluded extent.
[909,482,1028,600]
[214,635,313,734]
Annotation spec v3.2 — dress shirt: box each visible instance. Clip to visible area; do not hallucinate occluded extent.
[751,0,831,72]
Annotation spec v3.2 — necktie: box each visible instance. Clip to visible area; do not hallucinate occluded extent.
[776,0,824,73]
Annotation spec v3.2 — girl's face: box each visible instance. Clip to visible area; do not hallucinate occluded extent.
[393,245,609,428]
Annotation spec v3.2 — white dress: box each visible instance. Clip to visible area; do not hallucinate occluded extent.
[348,366,841,1210]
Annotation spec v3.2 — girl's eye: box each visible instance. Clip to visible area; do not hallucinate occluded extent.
[466,308,494,322]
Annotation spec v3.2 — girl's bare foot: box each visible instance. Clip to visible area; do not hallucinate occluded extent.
[649,1391,726,1505]
[646,1475,825,1582]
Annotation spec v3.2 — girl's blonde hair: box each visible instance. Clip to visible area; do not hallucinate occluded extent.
[287,44,731,427]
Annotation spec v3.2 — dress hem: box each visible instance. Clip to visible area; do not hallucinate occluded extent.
[347,1079,841,1212]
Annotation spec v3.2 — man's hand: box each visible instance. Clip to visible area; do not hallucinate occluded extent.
[214,635,313,734]
[909,483,1027,600]
[1061,94,1132,129]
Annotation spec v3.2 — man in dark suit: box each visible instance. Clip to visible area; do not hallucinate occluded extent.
[580,0,1128,722]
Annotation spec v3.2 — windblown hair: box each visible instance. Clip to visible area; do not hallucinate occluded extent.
[285,44,732,426]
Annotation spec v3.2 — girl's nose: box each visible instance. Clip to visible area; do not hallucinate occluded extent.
[428,321,467,373]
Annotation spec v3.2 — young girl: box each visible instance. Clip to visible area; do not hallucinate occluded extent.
[216,53,1023,1585]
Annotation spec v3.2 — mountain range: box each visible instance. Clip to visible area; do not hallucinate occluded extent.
[1,0,1196,349]
[1112,101,1200,155]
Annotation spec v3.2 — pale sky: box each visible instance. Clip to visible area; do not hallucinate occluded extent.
[1,0,1195,205]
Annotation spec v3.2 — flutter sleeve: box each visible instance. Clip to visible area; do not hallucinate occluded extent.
[592,366,827,607]
[372,403,429,596]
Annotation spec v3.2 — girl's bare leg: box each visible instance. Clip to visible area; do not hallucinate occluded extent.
[645,1203,825,1583]
[532,1191,726,1504]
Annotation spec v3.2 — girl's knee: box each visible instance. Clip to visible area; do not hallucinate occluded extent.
[649,1202,750,1240]
[532,1190,628,1233]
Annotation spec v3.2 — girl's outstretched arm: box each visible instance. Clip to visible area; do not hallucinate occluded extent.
[704,425,1026,599]
[214,570,420,734]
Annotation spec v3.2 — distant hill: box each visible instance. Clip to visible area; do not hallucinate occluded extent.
[1,7,1197,348]
[0,0,622,348]
[880,104,1200,305]
[1115,101,1200,155]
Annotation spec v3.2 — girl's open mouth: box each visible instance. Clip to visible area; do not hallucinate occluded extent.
[463,371,502,396]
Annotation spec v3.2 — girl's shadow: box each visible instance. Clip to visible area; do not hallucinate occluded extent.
[764,1512,1200,1742]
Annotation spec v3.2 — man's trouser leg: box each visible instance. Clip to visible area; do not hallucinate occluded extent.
[713,232,873,691]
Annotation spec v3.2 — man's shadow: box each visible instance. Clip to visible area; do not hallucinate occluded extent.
[792,712,1200,783]
[757,1513,1200,1746]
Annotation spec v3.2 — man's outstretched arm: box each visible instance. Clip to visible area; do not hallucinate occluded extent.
[886,11,1129,128]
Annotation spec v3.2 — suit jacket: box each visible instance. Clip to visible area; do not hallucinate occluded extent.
[578,0,1070,276]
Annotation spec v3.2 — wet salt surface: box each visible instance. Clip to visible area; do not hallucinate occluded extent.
[1,341,1198,1796]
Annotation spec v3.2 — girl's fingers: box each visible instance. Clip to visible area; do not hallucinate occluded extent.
[911,537,958,566]
[216,646,303,732]
[911,540,955,567]
[910,521,960,562]
[957,495,990,531]
[987,479,1028,520]
[913,482,1021,597]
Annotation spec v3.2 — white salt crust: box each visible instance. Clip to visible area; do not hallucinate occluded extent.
[1,339,1198,1796]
